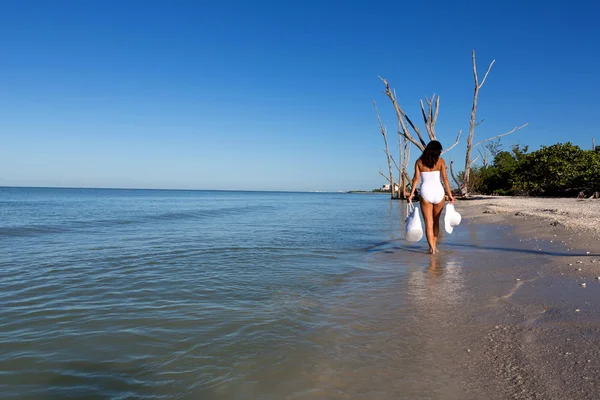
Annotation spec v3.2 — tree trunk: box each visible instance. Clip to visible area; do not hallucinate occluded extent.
[461,50,526,195]
[374,101,397,199]
[398,131,410,199]
[463,50,487,196]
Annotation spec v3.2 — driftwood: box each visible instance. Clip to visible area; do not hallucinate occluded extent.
[576,191,599,200]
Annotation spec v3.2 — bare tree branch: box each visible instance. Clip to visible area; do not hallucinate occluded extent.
[404,141,411,171]
[403,114,426,146]
[433,96,440,127]
[396,114,410,199]
[379,170,391,183]
[468,155,480,168]
[478,148,489,168]
[475,119,484,127]
[479,59,496,89]
[441,130,462,155]
[462,49,501,195]
[472,123,529,149]
[429,97,433,123]
[378,77,426,151]
[390,154,401,173]
[420,99,428,129]
[449,159,463,189]
[399,135,411,198]
[419,95,439,140]
[374,100,396,199]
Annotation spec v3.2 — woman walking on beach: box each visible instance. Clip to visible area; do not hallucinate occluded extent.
[408,140,454,254]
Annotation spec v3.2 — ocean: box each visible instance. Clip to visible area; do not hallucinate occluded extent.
[0,187,500,399]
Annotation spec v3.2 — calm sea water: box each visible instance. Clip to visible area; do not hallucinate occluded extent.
[0,187,507,399]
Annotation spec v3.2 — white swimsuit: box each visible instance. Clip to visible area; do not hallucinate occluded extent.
[420,171,445,204]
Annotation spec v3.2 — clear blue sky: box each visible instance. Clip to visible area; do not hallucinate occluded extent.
[1,0,598,191]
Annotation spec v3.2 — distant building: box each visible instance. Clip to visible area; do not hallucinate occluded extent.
[382,183,399,192]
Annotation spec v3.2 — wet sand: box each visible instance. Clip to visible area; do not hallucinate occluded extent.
[260,197,600,399]
[443,197,600,399]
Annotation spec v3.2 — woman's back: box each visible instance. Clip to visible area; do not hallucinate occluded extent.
[418,158,442,173]
[420,170,441,183]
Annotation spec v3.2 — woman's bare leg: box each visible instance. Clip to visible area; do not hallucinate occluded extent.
[420,199,434,254]
[431,199,445,253]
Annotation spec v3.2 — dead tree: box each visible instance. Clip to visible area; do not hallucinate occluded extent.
[459,50,528,195]
[375,79,462,199]
[375,49,528,197]
[478,138,503,168]
[374,101,397,199]
[387,140,411,199]
[378,79,462,155]
[449,159,463,190]
[399,135,411,198]
[478,148,490,168]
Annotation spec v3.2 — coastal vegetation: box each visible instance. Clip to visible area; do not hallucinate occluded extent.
[464,142,600,197]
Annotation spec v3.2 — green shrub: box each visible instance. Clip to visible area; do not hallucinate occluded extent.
[461,142,600,196]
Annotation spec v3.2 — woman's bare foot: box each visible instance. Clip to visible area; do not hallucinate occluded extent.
[428,248,436,254]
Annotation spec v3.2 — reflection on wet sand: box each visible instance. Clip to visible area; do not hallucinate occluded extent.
[408,255,466,309]
[427,255,444,278]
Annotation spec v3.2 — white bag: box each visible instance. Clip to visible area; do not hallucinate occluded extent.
[405,202,424,242]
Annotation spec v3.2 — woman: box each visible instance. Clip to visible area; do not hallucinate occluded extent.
[408,140,454,254]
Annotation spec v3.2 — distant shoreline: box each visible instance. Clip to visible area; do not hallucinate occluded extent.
[346,190,391,194]
[0,186,402,195]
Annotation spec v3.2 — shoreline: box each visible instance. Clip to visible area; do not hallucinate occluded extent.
[443,197,600,398]
[458,195,600,236]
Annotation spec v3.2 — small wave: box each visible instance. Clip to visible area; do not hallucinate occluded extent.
[0,205,276,238]
[0,225,72,237]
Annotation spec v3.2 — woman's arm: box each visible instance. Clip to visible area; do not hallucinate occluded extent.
[407,160,421,203]
[440,159,454,204]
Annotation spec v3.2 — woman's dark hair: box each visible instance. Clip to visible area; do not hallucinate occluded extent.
[419,140,443,169]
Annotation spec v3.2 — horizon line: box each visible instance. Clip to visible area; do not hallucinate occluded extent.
[0,185,363,194]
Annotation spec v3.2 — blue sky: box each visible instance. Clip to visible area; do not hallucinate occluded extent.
[1,0,598,191]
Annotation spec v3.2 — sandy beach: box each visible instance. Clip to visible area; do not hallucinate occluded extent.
[463,195,600,235]
[443,196,600,399]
